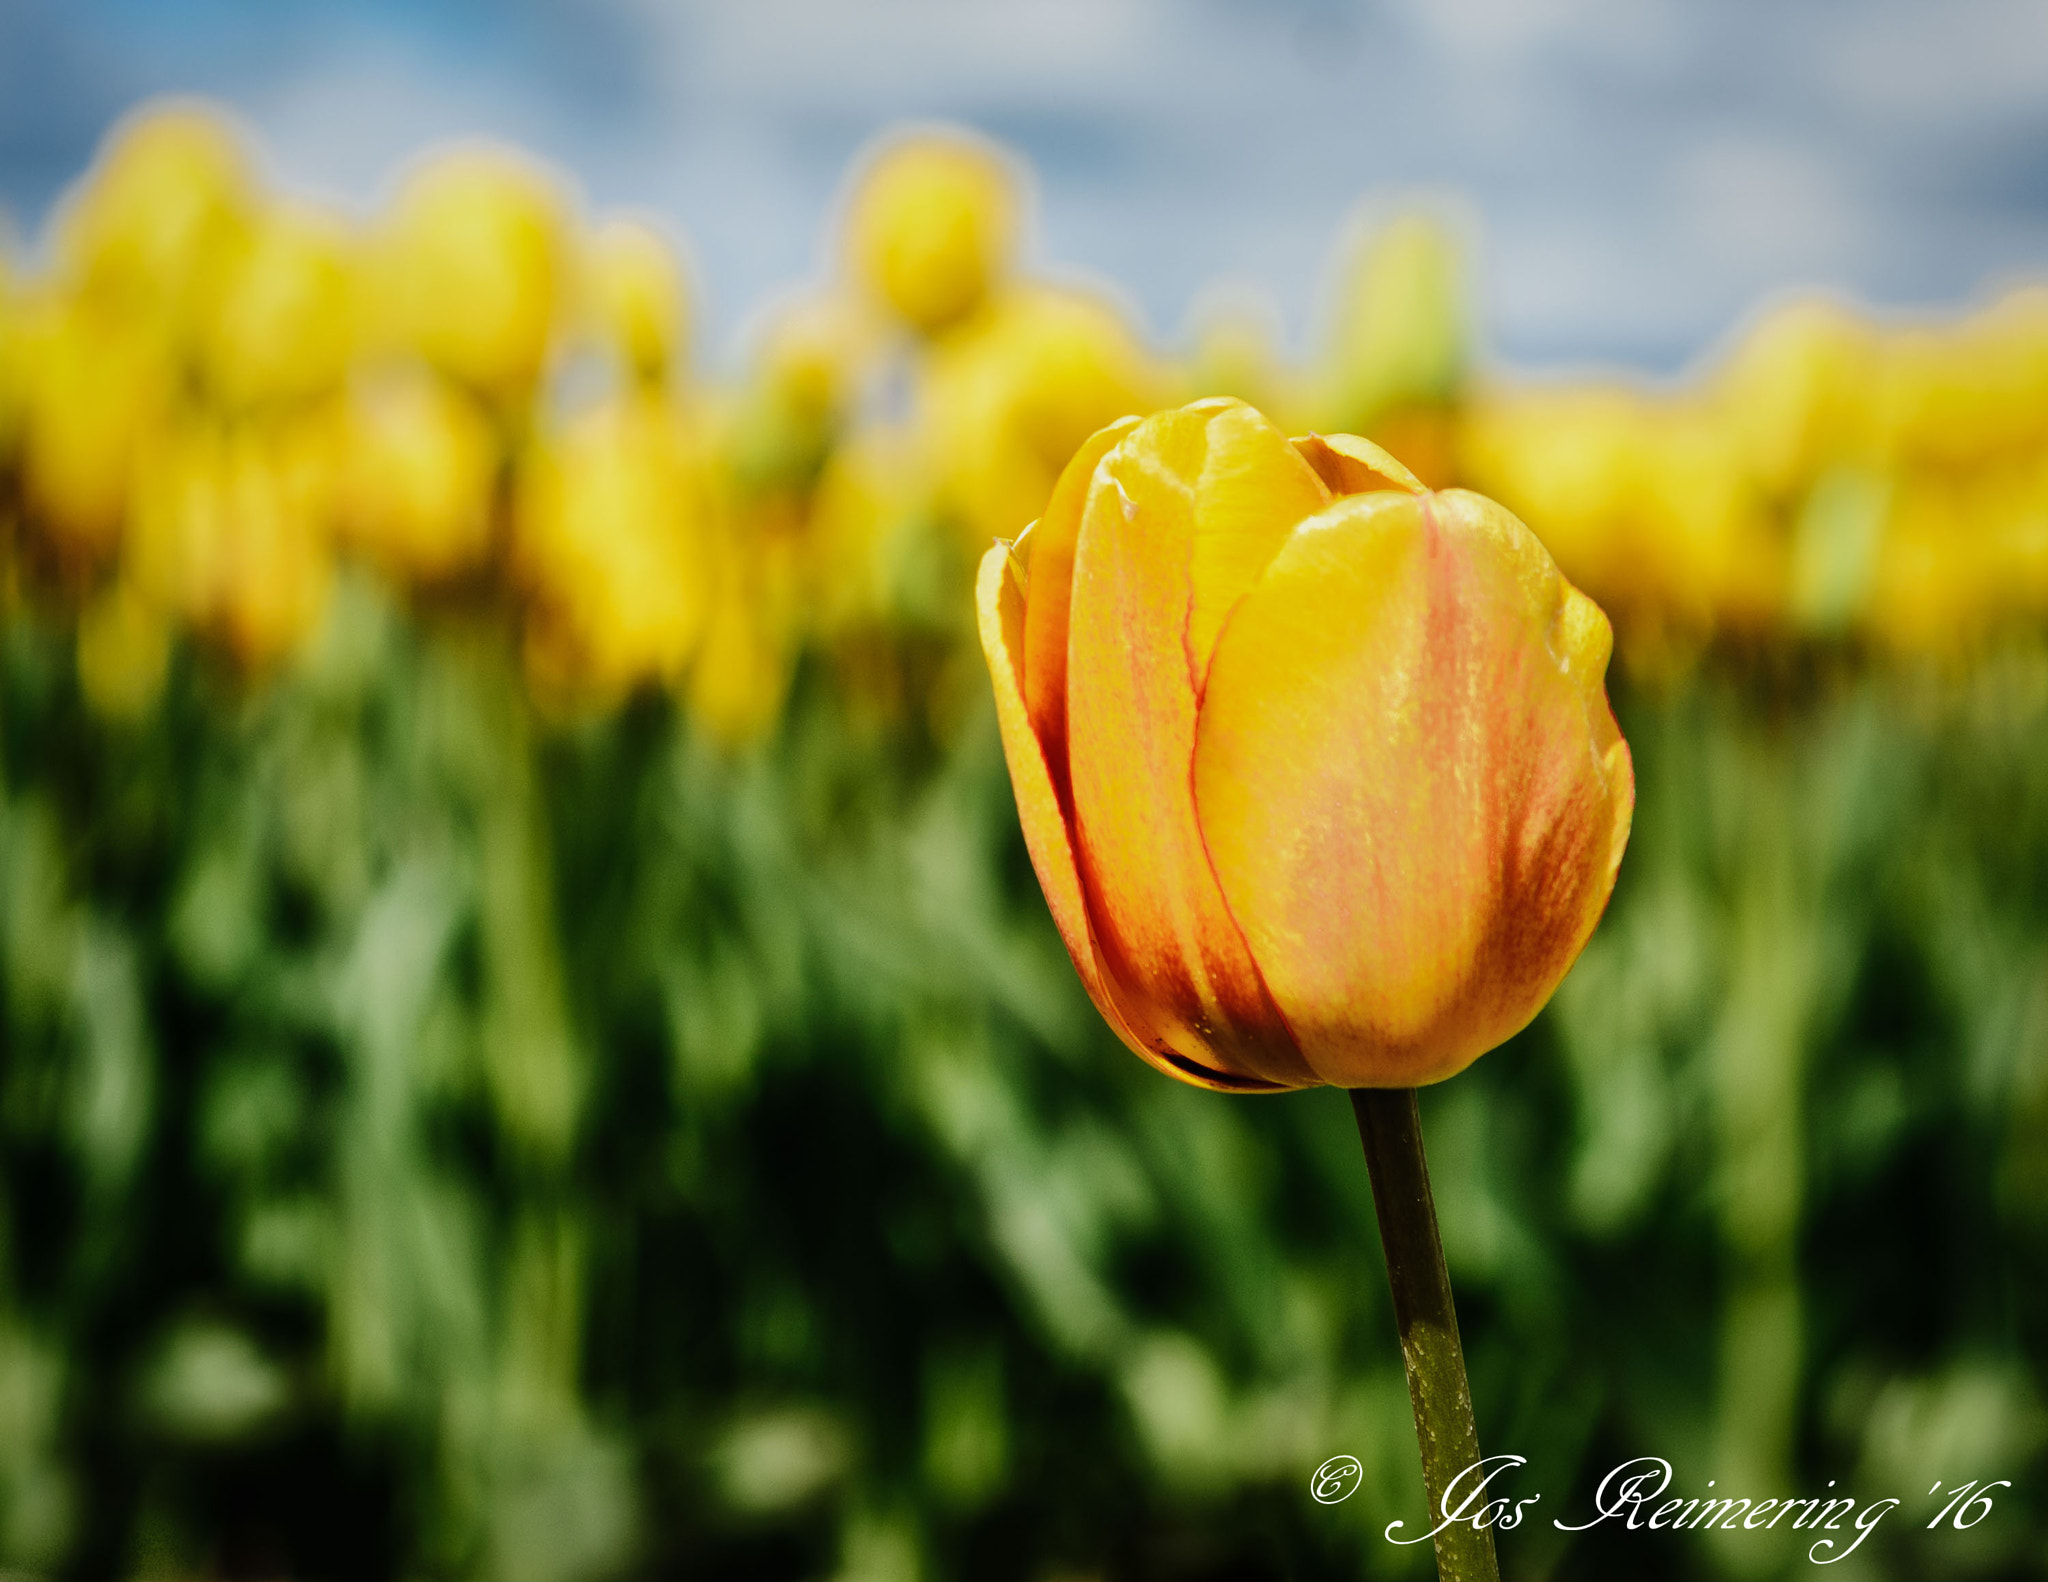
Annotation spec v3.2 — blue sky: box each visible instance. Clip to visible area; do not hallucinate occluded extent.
[5,0,2048,373]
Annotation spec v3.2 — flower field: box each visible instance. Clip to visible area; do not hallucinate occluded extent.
[1,105,2045,1579]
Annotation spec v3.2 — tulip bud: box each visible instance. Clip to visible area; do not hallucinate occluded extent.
[56,105,250,334]
[924,285,1161,552]
[374,149,564,397]
[202,201,358,411]
[335,364,499,583]
[1322,211,1466,433]
[978,398,1633,1090]
[583,216,689,383]
[513,394,713,698]
[126,416,334,668]
[17,296,169,562]
[845,133,1015,336]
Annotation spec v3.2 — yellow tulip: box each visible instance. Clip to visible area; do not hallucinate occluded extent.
[846,133,1015,335]
[76,579,172,719]
[1873,295,2048,471]
[753,290,876,430]
[202,202,358,410]
[1181,288,1304,434]
[1461,387,1782,642]
[1711,297,1878,498]
[334,365,499,583]
[583,216,689,383]
[1458,385,1643,609]
[126,416,334,667]
[686,570,794,749]
[1864,472,1987,656]
[977,398,1633,1090]
[924,284,1160,552]
[804,431,923,635]
[56,104,249,332]
[514,394,713,697]
[723,290,877,498]
[374,149,564,396]
[0,258,23,459]
[16,295,169,561]
[1321,211,1466,432]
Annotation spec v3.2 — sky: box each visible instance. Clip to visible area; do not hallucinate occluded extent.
[4,0,2047,374]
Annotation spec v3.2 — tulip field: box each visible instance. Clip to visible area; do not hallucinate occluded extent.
[2,106,2047,1580]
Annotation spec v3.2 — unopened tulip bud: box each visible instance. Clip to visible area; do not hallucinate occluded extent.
[376,150,564,396]
[846,133,1015,336]
[203,202,358,410]
[513,395,712,697]
[978,398,1633,1091]
[583,216,689,383]
[335,365,498,583]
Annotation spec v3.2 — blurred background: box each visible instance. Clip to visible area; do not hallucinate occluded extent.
[2,2,2047,1578]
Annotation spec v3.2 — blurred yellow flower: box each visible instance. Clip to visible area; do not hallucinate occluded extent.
[16,296,169,562]
[1712,297,1878,499]
[1321,211,1466,433]
[1462,387,1782,643]
[335,365,500,584]
[1629,402,1783,632]
[1874,297,2048,472]
[126,416,335,667]
[846,133,1016,336]
[923,285,1160,552]
[687,562,794,749]
[803,431,924,635]
[724,291,881,506]
[10,100,2048,704]
[1180,289,1304,433]
[202,202,358,411]
[76,579,173,719]
[56,104,250,333]
[583,216,689,384]
[1866,472,1989,656]
[374,149,565,397]
[515,394,714,698]
[1459,385,1644,611]
[757,291,876,430]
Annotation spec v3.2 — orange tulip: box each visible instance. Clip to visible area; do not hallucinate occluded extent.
[977,397,1633,1091]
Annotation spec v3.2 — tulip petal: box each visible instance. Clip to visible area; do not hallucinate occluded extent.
[1193,488,1634,1087]
[1021,415,1141,792]
[1184,401,1332,686]
[1291,432,1427,497]
[975,543,1275,1092]
[1063,405,1322,1088]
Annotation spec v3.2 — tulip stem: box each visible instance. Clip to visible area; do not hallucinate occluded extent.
[1351,1087,1499,1582]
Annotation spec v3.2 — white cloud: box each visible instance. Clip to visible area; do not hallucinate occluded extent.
[1823,0,2048,124]
[1671,132,1867,277]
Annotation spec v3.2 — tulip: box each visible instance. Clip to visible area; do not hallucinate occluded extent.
[926,285,1161,554]
[977,397,1633,1092]
[126,415,335,668]
[374,149,564,397]
[334,364,498,584]
[845,133,1015,336]
[57,106,250,333]
[1321,211,1466,434]
[514,393,713,698]
[202,201,358,411]
[583,216,689,385]
[17,296,169,562]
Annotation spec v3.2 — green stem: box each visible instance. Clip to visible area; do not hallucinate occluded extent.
[1351,1088,1500,1582]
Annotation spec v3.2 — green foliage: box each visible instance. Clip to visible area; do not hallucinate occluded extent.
[1,591,2045,1579]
